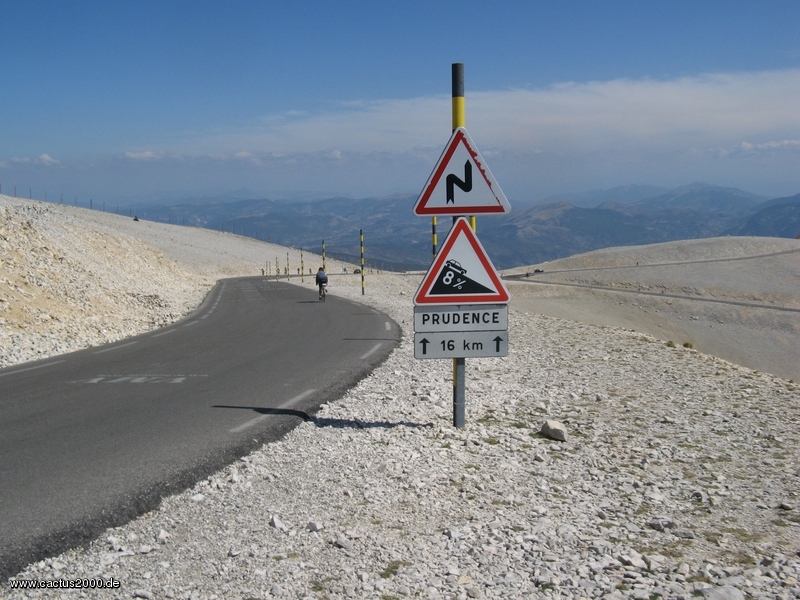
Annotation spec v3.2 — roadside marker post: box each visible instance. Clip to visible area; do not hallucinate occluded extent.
[413,63,511,429]
[360,229,365,295]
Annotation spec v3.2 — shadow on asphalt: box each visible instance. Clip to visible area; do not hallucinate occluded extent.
[213,405,431,430]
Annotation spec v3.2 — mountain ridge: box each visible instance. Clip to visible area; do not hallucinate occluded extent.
[130,184,799,270]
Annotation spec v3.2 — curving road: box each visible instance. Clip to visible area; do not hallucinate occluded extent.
[0,278,400,579]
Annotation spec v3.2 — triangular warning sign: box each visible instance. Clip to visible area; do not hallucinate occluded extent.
[414,127,511,217]
[414,217,509,305]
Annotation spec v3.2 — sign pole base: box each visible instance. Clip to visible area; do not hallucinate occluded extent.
[453,357,466,428]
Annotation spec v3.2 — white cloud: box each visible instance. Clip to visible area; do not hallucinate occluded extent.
[21,69,795,200]
[124,150,161,160]
[739,139,800,153]
[178,69,800,161]
[154,69,798,198]
[36,154,61,166]
[233,151,262,166]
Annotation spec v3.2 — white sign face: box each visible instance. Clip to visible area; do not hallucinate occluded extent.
[414,127,510,217]
[414,218,509,305]
[414,331,509,359]
[414,304,508,333]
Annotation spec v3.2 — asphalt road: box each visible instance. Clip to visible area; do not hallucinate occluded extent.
[0,278,400,579]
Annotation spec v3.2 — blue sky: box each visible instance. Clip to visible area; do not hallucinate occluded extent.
[1,1,799,205]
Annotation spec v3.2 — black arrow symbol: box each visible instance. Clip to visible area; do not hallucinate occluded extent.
[493,336,503,352]
[419,338,429,355]
[446,160,472,204]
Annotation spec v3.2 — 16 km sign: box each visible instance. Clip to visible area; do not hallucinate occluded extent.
[414,331,508,359]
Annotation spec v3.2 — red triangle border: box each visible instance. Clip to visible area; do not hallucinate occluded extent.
[414,218,509,305]
[414,128,509,216]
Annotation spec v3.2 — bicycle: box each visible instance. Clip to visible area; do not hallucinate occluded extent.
[319,282,327,301]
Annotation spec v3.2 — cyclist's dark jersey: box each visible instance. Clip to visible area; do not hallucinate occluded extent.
[315,271,328,285]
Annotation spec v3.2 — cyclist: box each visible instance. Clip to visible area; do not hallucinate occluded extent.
[315,267,328,300]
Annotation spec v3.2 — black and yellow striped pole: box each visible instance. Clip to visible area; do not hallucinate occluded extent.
[300,248,304,283]
[322,240,326,272]
[452,62,468,429]
[286,253,289,281]
[360,229,365,295]
[431,217,437,260]
[452,63,465,133]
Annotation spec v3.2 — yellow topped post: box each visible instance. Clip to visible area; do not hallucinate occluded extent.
[452,62,468,429]
[452,63,465,131]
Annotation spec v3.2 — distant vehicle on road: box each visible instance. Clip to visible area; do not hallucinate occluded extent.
[524,269,544,277]
[353,268,361,274]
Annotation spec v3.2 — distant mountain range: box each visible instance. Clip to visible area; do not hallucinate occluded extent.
[130,184,800,271]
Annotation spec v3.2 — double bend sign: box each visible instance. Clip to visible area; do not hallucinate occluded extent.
[413,127,511,217]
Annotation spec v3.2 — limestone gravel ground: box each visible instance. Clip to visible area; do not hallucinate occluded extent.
[2,196,799,599]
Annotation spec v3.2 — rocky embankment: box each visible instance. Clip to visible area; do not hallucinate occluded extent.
[2,196,799,599]
[0,199,205,366]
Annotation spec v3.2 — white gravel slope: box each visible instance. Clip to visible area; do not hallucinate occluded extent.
[505,237,800,383]
[2,196,799,599]
[0,196,329,367]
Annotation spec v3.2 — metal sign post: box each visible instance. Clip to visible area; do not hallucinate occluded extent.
[412,63,511,429]
[452,63,467,429]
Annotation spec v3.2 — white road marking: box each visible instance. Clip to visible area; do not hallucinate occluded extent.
[0,360,66,378]
[183,321,199,327]
[93,341,138,354]
[385,321,391,330]
[360,343,382,360]
[73,374,206,384]
[229,389,317,433]
[152,329,176,338]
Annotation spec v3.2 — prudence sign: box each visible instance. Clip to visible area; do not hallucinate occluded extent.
[414,304,508,332]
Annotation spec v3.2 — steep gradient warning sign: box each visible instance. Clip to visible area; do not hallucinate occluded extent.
[413,127,510,216]
[414,217,509,305]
